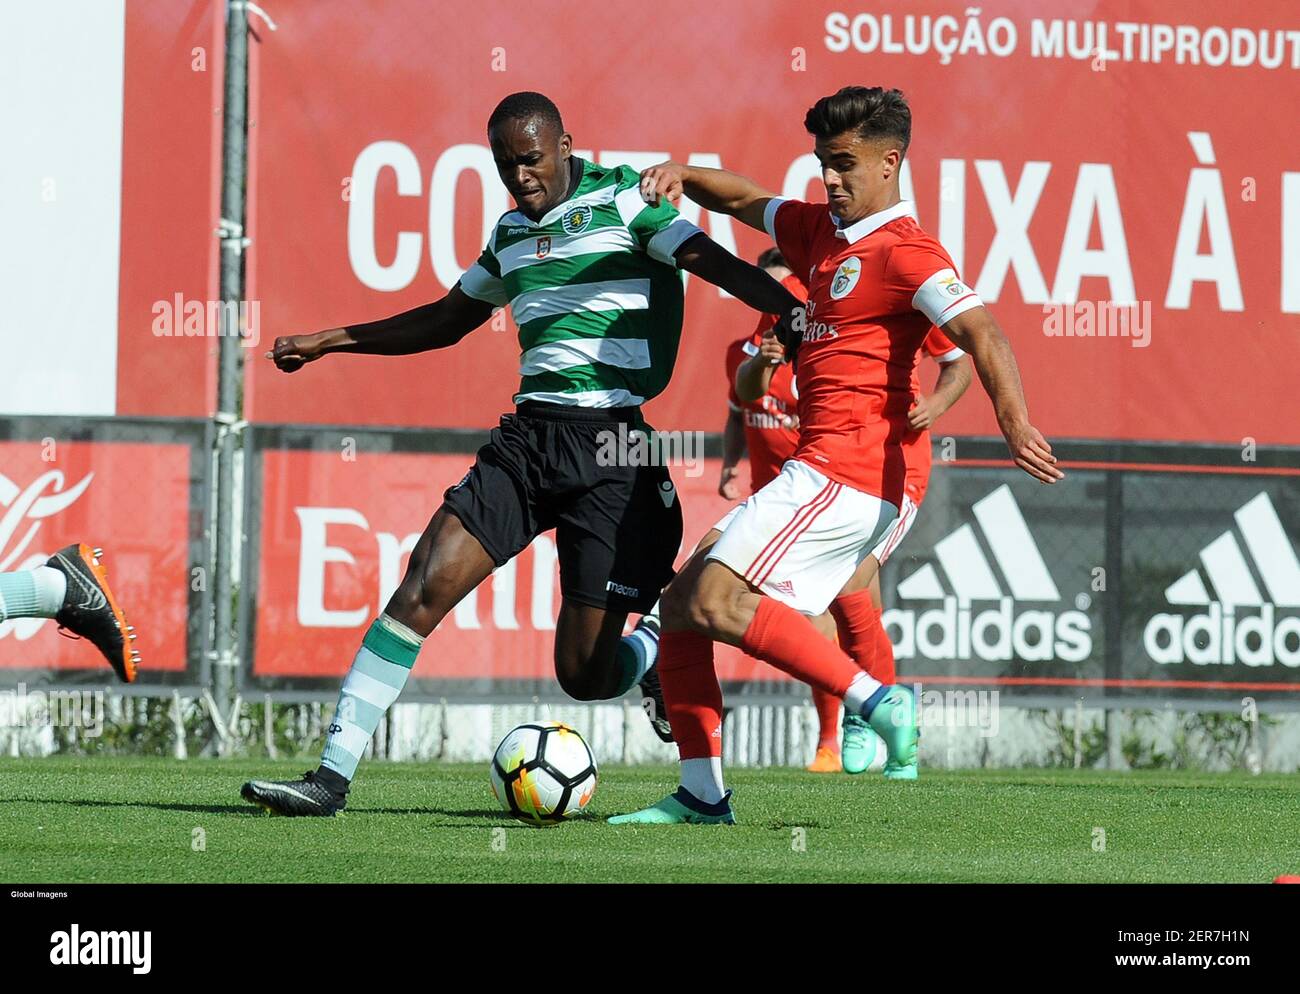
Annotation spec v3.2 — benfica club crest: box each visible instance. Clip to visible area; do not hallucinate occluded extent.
[536,236,551,258]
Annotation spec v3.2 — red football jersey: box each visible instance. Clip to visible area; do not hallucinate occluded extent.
[765,197,981,504]
[726,272,805,492]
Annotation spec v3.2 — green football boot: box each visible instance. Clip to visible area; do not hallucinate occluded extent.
[608,788,735,825]
[840,713,882,774]
[865,684,918,780]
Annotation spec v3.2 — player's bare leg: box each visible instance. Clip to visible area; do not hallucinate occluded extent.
[553,601,633,700]
[241,506,495,816]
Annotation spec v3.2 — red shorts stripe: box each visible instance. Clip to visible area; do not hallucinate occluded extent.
[743,478,835,581]
[879,497,916,563]
[752,483,842,587]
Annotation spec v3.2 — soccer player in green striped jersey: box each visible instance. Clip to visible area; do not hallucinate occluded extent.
[241,91,801,816]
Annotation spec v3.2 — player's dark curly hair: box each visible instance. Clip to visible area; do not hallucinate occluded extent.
[804,86,911,155]
[756,247,787,270]
[488,91,565,135]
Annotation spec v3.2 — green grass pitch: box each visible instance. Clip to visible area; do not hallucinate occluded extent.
[1,758,1297,883]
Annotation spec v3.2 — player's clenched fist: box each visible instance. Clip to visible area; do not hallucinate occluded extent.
[758,327,786,366]
[266,332,328,373]
[638,161,687,207]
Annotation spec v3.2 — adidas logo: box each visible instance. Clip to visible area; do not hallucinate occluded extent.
[882,485,1092,663]
[1145,492,1300,666]
[770,579,796,597]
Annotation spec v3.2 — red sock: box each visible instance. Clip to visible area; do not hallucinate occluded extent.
[831,588,896,684]
[811,687,841,749]
[657,631,723,760]
[740,598,860,697]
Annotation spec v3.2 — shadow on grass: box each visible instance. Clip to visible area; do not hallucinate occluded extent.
[0,797,254,815]
[1,800,613,821]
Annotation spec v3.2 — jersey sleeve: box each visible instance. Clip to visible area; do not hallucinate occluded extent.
[887,237,983,328]
[458,244,509,306]
[762,198,823,282]
[614,167,704,266]
[922,326,966,363]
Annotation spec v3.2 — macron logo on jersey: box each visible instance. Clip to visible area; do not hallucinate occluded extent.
[1145,492,1300,667]
[883,485,1092,663]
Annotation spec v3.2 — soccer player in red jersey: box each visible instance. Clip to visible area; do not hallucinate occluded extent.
[612,86,1062,824]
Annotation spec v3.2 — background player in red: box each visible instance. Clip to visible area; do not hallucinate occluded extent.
[722,248,802,499]
[614,85,1062,824]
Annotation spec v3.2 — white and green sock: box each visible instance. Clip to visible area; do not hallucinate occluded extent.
[319,614,424,782]
[613,601,661,695]
[0,568,67,623]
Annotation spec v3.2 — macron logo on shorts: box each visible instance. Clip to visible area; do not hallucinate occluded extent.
[606,580,640,598]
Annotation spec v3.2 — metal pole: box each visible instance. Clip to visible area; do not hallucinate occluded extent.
[212,1,251,739]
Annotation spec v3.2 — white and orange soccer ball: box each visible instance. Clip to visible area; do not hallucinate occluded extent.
[489,721,598,826]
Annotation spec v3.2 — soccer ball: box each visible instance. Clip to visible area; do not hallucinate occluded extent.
[489,721,598,826]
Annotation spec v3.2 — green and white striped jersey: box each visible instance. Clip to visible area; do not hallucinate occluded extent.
[458,158,703,408]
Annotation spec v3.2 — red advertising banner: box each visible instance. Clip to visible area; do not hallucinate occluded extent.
[117,0,224,418]
[246,0,1299,446]
[0,441,193,675]
[252,449,773,681]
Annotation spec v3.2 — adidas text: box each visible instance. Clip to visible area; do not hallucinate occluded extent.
[886,595,1092,663]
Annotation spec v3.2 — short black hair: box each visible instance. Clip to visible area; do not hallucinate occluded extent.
[487,91,564,135]
[804,86,911,155]
[757,247,787,270]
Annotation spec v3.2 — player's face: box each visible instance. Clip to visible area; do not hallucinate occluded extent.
[489,117,573,220]
[814,132,902,224]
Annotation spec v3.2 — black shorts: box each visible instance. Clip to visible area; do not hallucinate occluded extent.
[442,402,683,614]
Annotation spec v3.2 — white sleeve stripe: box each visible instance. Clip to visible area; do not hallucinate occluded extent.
[762,197,788,241]
[934,347,966,363]
[727,401,742,412]
[459,263,509,306]
[646,218,704,265]
[614,186,648,227]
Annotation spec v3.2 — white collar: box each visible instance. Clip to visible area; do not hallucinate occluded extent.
[831,200,917,244]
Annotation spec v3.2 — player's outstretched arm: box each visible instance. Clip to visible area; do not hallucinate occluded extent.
[939,306,1064,484]
[673,234,800,320]
[265,285,496,372]
[640,162,777,234]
